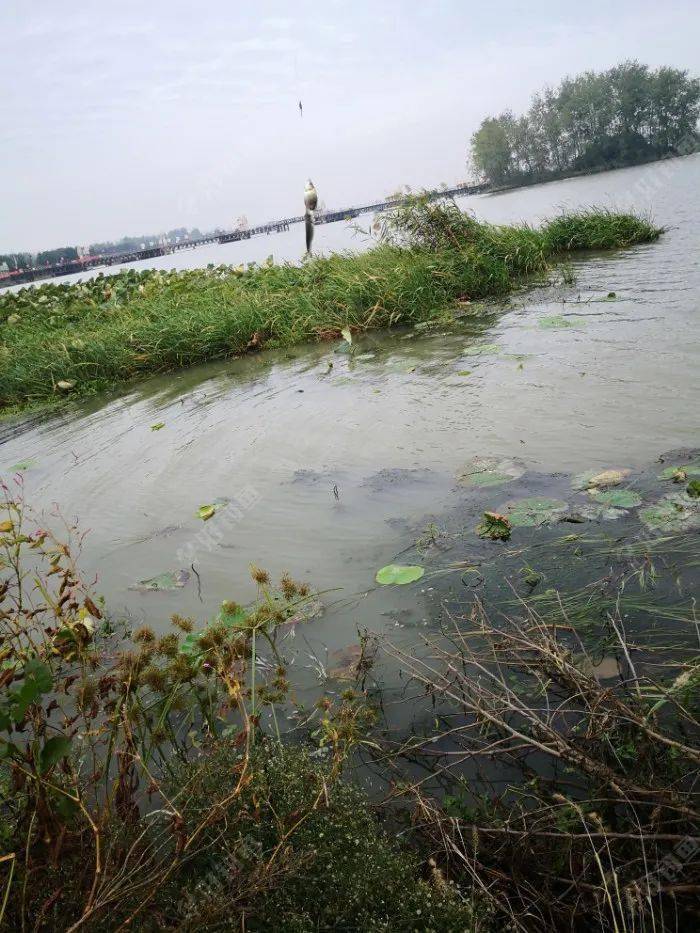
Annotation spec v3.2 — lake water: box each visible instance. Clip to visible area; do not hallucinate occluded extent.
[1,155,699,725]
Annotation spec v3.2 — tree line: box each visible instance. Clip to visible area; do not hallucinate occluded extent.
[470,61,700,187]
[0,227,205,273]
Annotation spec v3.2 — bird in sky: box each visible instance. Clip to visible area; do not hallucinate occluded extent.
[304,179,318,255]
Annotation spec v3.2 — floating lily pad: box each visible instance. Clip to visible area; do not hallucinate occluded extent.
[572,468,631,490]
[386,361,417,374]
[658,459,700,481]
[130,570,190,592]
[565,502,629,523]
[588,488,641,509]
[476,511,511,540]
[375,564,424,585]
[640,493,700,533]
[538,315,582,329]
[461,343,500,356]
[499,497,568,527]
[456,456,525,488]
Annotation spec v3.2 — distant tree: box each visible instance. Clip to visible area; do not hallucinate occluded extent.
[36,247,78,266]
[470,60,700,186]
[471,115,514,184]
[0,253,35,270]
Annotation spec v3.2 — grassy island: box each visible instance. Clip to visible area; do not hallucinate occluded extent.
[0,201,661,415]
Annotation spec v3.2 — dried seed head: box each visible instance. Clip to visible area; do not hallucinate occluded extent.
[280,573,297,599]
[157,633,179,658]
[133,625,156,645]
[171,614,194,633]
[250,565,270,585]
[142,665,168,693]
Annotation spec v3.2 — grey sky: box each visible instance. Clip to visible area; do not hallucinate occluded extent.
[1,0,698,252]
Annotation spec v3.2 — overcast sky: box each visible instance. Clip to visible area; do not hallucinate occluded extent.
[1,0,698,252]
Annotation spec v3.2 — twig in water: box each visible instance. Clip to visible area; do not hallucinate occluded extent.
[191,563,203,602]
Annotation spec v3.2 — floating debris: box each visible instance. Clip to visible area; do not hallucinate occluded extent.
[476,511,512,541]
[327,644,364,681]
[10,459,37,472]
[572,468,631,490]
[56,380,76,391]
[150,422,165,431]
[375,564,425,585]
[194,497,230,521]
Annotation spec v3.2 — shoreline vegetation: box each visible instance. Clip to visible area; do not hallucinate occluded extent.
[470,60,700,188]
[1,461,698,929]
[0,200,661,418]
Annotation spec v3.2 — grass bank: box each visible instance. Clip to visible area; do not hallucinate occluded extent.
[0,201,661,414]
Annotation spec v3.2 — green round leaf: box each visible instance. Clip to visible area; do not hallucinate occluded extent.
[375,564,425,585]
[456,456,525,487]
[658,460,700,481]
[538,315,582,329]
[461,343,500,356]
[130,570,190,592]
[499,497,568,527]
[640,494,700,533]
[588,488,641,509]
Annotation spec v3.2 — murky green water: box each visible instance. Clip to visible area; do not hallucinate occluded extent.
[1,156,699,725]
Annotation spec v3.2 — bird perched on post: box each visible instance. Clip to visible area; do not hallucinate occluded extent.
[304,180,318,255]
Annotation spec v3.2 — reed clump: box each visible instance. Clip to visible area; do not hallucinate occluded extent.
[0,199,662,414]
[387,596,699,932]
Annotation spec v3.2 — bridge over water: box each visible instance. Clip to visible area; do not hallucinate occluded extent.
[2,182,488,287]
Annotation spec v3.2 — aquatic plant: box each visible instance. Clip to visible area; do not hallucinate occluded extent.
[0,202,661,414]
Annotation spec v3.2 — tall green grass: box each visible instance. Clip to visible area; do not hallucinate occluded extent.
[0,201,662,413]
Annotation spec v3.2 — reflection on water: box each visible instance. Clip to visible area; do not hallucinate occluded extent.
[1,156,698,725]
